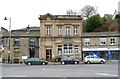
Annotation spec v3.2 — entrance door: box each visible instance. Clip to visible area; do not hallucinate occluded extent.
[46,49,52,61]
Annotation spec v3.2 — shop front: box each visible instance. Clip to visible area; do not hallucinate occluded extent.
[82,48,120,60]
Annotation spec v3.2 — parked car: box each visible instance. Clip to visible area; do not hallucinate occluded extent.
[24,58,48,65]
[60,57,79,65]
[84,55,105,64]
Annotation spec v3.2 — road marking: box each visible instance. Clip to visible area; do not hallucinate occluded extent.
[42,68,46,70]
[3,75,27,77]
[96,73,118,77]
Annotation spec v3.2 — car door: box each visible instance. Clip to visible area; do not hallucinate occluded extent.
[93,56,100,63]
[90,56,96,63]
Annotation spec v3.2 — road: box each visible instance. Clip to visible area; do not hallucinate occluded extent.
[2,62,118,77]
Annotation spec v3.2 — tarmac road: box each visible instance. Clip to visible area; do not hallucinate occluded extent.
[2,62,118,77]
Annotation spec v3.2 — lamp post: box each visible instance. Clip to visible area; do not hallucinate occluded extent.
[4,17,11,64]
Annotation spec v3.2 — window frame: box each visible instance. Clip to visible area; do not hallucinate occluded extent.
[100,38,106,45]
[110,37,116,45]
[14,37,20,45]
[57,26,62,35]
[46,26,51,36]
[66,26,70,35]
[29,38,35,46]
[74,26,78,35]
[84,38,90,45]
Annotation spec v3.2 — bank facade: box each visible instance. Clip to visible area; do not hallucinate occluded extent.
[38,13,83,61]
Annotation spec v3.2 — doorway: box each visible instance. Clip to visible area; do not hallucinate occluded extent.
[46,49,52,61]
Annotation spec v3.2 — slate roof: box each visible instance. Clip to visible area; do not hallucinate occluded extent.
[2,26,40,37]
[82,31,120,37]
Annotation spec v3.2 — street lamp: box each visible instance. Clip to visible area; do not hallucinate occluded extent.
[4,17,11,64]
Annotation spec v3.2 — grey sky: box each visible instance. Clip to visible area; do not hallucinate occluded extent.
[0,0,119,30]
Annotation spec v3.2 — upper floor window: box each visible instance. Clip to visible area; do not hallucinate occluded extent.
[100,38,106,45]
[84,38,90,45]
[66,26,70,35]
[74,26,78,35]
[46,26,51,35]
[14,38,20,45]
[110,37,116,45]
[57,26,62,35]
[29,38,35,46]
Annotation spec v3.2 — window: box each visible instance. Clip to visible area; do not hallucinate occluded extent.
[84,38,90,45]
[74,45,79,54]
[14,38,20,45]
[100,38,106,45]
[110,37,116,45]
[46,26,51,35]
[74,26,78,35]
[29,38,35,46]
[58,45,62,54]
[1,38,4,46]
[57,26,62,35]
[66,26,70,35]
[64,43,73,54]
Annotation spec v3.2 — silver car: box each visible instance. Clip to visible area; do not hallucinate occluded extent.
[84,55,105,64]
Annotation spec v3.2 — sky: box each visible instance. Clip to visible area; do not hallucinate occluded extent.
[0,0,120,30]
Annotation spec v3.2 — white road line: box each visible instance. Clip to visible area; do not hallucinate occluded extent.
[3,75,27,77]
[96,73,118,77]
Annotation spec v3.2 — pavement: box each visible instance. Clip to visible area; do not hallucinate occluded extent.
[1,60,119,65]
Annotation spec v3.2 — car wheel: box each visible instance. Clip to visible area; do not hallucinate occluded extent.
[42,62,45,65]
[62,62,65,65]
[75,61,77,64]
[100,60,104,64]
[28,62,31,65]
[87,61,90,64]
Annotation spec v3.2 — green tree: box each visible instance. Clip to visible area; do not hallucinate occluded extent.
[115,13,120,23]
[85,14,101,32]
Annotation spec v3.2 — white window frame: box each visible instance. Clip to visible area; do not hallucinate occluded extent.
[100,38,106,45]
[66,26,70,35]
[64,43,73,54]
[57,26,62,35]
[74,45,79,54]
[46,26,51,35]
[74,26,78,35]
[110,37,116,45]
[84,38,90,45]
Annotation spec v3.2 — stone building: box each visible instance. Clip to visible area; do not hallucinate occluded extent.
[2,26,40,63]
[38,13,83,61]
[82,31,120,60]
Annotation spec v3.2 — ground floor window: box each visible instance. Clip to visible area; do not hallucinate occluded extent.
[64,43,73,54]
[58,45,62,55]
[110,51,120,60]
[74,45,79,54]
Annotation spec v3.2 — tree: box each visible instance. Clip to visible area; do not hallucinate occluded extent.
[80,5,97,19]
[115,13,120,23]
[85,14,101,32]
[66,9,78,15]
